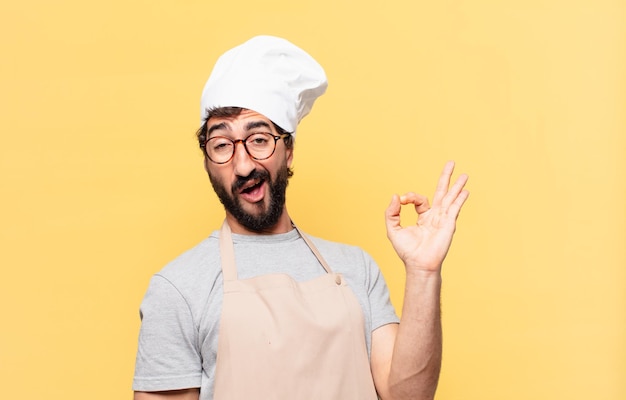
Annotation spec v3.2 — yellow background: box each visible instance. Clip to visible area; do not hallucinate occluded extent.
[1,0,624,399]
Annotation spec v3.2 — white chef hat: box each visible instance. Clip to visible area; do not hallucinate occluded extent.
[200,35,328,135]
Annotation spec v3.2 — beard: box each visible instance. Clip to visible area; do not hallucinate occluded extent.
[209,164,290,232]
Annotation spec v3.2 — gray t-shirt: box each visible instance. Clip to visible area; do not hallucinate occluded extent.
[133,229,399,398]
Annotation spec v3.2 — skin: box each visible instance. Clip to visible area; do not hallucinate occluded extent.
[134,111,469,400]
[203,109,294,235]
[372,160,469,400]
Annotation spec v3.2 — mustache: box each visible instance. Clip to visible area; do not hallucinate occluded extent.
[232,169,270,192]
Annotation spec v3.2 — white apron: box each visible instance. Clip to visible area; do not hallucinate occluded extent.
[213,221,378,399]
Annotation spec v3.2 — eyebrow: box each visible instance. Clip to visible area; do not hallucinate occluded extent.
[245,120,272,131]
[207,122,227,136]
[207,120,272,137]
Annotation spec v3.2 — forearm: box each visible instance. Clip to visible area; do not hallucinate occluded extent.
[379,162,467,399]
[387,269,442,400]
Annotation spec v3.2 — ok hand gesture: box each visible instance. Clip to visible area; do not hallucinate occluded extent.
[385,161,469,273]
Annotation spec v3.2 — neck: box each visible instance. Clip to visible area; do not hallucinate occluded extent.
[225,208,294,235]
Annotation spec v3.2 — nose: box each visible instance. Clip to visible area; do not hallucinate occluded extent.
[232,140,256,177]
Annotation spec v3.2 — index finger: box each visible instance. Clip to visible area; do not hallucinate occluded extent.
[400,192,430,214]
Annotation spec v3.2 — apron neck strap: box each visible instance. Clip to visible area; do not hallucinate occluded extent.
[219,221,238,281]
[218,220,333,281]
[292,224,332,274]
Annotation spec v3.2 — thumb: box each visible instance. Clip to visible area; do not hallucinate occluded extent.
[385,194,402,235]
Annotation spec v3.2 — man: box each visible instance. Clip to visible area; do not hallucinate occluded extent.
[133,35,469,400]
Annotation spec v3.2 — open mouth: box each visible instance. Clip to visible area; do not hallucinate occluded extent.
[232,170,270,204]
[239,178,264,194]
[236,177,267,203]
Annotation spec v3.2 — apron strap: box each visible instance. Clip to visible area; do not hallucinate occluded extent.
[218,220,334,281]
[219,220,238,281]
[293,225,333,274]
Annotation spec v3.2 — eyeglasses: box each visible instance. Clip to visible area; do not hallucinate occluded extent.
[202,132,291,164]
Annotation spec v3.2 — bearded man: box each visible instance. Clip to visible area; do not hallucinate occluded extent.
[133,35,469,400]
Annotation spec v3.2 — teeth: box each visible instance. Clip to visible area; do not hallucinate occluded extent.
[241,179,261,193]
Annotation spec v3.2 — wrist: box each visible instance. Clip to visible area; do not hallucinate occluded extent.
[404,266,443,281]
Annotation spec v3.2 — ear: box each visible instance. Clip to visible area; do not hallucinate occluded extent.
[286,147,294,168]
[203,157,210,174]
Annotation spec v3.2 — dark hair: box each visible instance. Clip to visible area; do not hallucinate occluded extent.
[196,107,294,151]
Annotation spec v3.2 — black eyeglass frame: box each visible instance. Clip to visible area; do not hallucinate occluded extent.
[201,132,291,165]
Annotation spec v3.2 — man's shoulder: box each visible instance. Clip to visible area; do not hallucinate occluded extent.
[305,234,371,265]
[307,234,359,250]
[155,233,221,287]
[138,233,223,340]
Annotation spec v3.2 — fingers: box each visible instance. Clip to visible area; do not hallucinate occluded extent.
[448,189,470,220]
[385,194,401,218]
[441,173,469,210]
[431,161,469,212]
[387,161,469,230]
[385,192,430,232]
[384,194,402,234]
[400,192,430,214]
[432,161,455,206]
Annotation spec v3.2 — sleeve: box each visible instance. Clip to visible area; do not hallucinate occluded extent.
[365,252,400,331]
[133,274,202,392]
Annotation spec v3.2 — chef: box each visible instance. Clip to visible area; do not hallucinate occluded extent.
[133,35,469,400]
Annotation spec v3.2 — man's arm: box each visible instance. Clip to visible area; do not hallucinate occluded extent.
[134,389,200,400]
[371,161,469,400]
